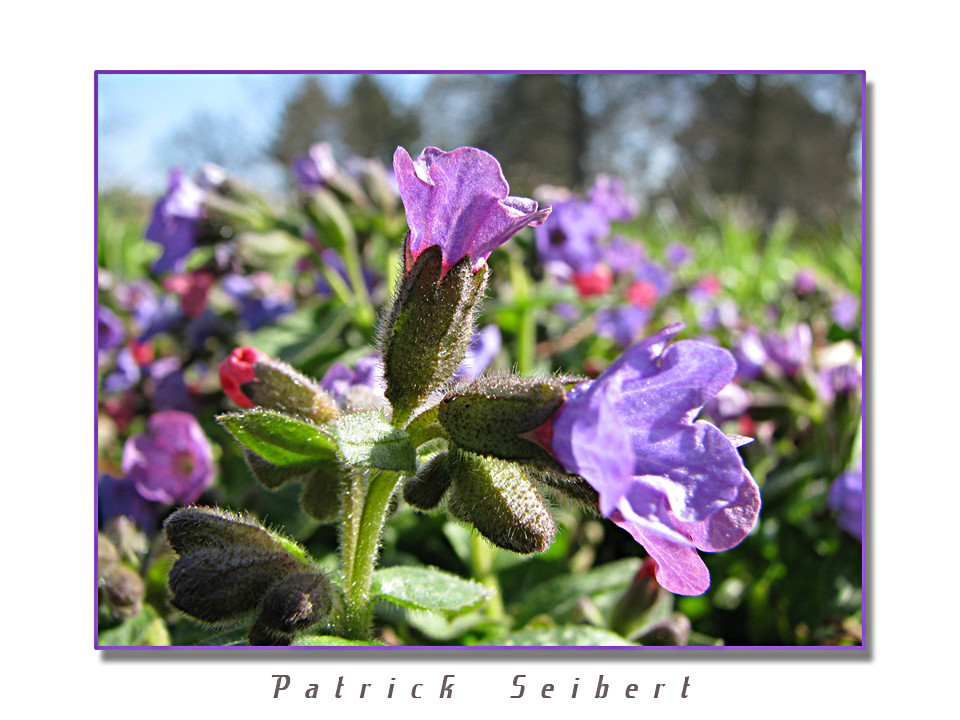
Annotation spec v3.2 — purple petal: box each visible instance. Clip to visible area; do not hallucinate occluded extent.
[394,146,550,271]
[612,513,711,595]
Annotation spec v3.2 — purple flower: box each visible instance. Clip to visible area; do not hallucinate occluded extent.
[550,324,761,595]
[595,306,651,347]
[588,175,638,222]
[98,305,125,365]
[394,146,551,273]
[320,355,386,408]
[535,199,609,277]
[222,273,294,331]
[664,242,693,267]
[293,142,338,190]
[121,410,215,506]
[763,323,813,377]
[818,363,862,403]
[98,474,163,530]
[603,235,647,277]
[103,347,141,392]
[793,268,818,295]
[732,327,767,381]
[703,383,753,423]
[145,169,206,274]
[828,468,862,541]
[148,357,199,413]
[454,325,502,383]
[831,294,860,331]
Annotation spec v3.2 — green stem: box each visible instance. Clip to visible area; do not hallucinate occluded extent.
[341,235,377,328]
[340,470,401,641]
[509,252,537,375]
[470,533,505,622]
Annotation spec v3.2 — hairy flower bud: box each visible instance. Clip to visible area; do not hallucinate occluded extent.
[220,347,339,422]
[379,246,488,425]
[403,450,453,510]
[163,507,330,644]
[445,448,556,554]
[438,374,579,471]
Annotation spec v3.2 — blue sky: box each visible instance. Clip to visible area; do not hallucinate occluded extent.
[97,73,431,193]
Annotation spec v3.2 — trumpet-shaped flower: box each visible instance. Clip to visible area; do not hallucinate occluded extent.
[549,324,760,595]
[393,146,551,273]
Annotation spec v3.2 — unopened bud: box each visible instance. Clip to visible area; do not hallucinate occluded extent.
[438,375,576,471]
[220,347,338,422]
[635,613,692,646]
[242,449,344,524]
[403,450,453,510]
[446,448,555,554]
[609,558,669,637]
[253,571,331,638]
[163,507,328,637]
[100,563,145,620]
[380,246,488,426]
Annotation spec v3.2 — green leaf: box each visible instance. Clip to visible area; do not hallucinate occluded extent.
[513,558,641,626]
[292,635,386,646]
[332,411,416,472]
[98,604,170,646]
[218,409,337,466]
[372,566,491,616]
[489,625,633,647]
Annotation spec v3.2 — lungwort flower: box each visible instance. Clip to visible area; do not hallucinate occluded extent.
[121,410,215,506]
[145,169,206,273]
[549,324,760,595]
[393,146,551,273]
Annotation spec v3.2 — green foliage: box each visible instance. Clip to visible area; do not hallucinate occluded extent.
[218,409,337,466]
[332,411,416,472]
[372,566,491,617]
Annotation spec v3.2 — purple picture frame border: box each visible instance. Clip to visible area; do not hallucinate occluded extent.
[94,69,868,653]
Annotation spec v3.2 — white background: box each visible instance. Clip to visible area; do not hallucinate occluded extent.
[6,2,954,717]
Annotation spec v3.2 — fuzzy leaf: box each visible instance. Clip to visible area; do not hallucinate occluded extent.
[291,635,386,646]
[218,409,337,466]
[513,558,641,626]
[490,625,633,646]
[371,566,491,616]
[332,411,416,472]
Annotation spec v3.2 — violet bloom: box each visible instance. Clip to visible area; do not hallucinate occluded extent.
[603,235,647,277]
[818,363,862,403]
[121,410,215,506]
[763,323,813,377]
[149,357,199,413]
[595,306,651,347]
[454,325,502,383]
[588,175,638,222]
[394,146,551,273]
[794,268,818,295]
[535,199,609,277]
[98,305,125,365]
[145,169,206,273]
[732,327,767,381]
[293,142,338,190]
[550,324,761,595]
[222,273,294,331]
[832,294,860,331]
[98,475,163,530]
[321,355,386,408]
[664,242,693,267]
[103,347,141,392]
[828,468,863,541]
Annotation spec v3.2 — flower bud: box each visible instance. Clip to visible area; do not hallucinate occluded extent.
[379,246,488,425]
[403,450,453,510]
[438,374,576,471]
[446,448,556,554]
[635,613,692,646]
[99,563,145,621]
[220,347,339,422]
[163,507,330,643]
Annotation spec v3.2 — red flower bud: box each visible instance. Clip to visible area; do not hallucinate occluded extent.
[626,280,658,309]
[572,264,613,298]
[220,346,270,408]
